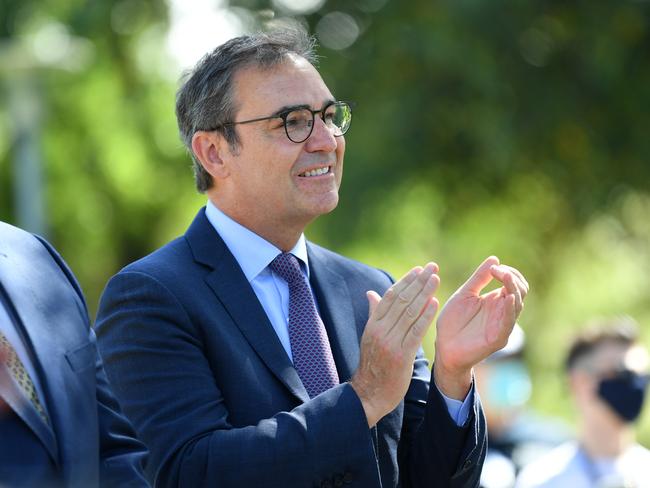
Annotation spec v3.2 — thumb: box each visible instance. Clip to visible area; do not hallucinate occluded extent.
[366,290,382,317]
[460,256,500,295]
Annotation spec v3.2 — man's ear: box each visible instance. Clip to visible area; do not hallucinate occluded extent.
[570,370,593,398]
[191,130,231,180]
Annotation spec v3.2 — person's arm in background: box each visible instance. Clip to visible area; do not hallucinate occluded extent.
[37,236,149,488]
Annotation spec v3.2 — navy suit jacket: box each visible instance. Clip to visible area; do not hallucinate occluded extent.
[96,208,486,487]
[0,222,148,488]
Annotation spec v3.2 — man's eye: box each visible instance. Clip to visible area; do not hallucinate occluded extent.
[285,118,303,128]
[285,113,310,128]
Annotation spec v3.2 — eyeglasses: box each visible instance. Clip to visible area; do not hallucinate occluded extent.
[213,100,353,143]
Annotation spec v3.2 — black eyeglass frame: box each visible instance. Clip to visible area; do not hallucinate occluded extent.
[208,100,353,144]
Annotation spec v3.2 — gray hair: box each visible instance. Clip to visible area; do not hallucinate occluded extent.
[175,27,318,192]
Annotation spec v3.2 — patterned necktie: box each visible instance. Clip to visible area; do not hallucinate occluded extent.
[0,331,49,424]
[270,253,340,398]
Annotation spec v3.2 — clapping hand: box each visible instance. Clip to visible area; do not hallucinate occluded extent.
[434,256,529,399]
[350,256,528,426]
[351,263,440,427]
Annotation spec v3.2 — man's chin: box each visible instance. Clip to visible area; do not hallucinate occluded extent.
[317,194,340,216]
[298,197,339,227]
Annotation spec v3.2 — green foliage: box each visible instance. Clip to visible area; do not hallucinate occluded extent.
[1,0,650,444]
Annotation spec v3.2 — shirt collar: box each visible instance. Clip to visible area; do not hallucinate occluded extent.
[205,200,309,282]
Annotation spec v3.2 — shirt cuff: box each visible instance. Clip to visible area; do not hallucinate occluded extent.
[439,385,473,426]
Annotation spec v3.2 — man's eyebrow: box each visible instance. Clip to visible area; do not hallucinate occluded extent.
[270,104,311,117]
[269,99,337,117]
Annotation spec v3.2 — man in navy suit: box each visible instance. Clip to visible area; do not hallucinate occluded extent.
[96,27,528,487]
[0,221,148,487]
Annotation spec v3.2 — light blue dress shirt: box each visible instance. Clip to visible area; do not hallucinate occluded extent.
[205,201,471,425]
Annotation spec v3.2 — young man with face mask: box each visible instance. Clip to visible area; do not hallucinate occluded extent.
[516,318,650,488]
[477,325,569,488]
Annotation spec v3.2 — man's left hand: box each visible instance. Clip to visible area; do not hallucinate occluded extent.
[433,256,528,399]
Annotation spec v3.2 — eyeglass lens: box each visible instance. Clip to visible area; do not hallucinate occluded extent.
[285,102,352,143]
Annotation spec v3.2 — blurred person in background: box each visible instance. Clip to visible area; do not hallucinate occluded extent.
[477,324,569,488]
[516,317,650,488]
[0,221,148,488]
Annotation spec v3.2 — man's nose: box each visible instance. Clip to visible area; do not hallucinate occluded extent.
[304,116,338,152]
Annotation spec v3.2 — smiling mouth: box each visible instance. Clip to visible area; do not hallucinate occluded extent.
[298,166,332,177]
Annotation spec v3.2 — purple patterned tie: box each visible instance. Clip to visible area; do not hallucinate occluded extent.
[270,253,340,398]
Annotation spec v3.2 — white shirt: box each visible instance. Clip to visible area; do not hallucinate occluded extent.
[516,441,650,488]
[205,200,471,424]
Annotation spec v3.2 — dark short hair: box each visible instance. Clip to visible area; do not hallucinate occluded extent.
[565,316,639,372]
[175,26,318,192]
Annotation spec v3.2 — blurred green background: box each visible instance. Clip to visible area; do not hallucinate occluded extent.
[1,0,649,443]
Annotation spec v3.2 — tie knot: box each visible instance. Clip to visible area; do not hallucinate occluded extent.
[269,253,304,285]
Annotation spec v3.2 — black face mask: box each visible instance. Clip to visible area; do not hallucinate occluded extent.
[597,370,650,423]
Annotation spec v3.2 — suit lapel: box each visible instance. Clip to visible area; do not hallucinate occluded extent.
[307,244,361,382]
[0,244,60,464]
[185,209,310,403]
[307,246,382,455]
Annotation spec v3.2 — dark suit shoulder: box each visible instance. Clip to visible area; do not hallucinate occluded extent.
[116,207,223,284]
[0,221,55,261]
[106,234,217,318]
[306,241,394,286]
[0,221,86,309]
[0,220,32,241]
[119,236,191,280]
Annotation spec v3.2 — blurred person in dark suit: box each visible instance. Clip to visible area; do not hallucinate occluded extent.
[477,324,569,488]
[0,221,149,488]
[516,317,650,488]
[96,27,529,487]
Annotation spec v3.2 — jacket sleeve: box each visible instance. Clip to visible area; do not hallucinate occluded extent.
[38,236,149,488]
[399,356,487,488]
[95,270,382,488]
[93,327,150,488]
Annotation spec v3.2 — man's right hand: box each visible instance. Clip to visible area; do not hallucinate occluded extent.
[350,263,440,427]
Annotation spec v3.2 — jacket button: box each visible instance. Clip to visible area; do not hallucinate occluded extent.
[463,459,472,470]
[334,474,343,487]
[342,472,353,484]
[321,480,333,488]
